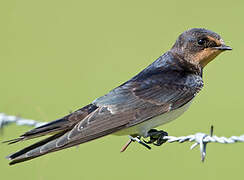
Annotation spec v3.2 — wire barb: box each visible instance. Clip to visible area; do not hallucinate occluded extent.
[1,113,244,162]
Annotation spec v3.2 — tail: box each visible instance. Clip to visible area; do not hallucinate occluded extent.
[7,130,68,165]
[7,124,125,165]
[6,104,99,165]
[4,104,98,144]
[3,118,73,144]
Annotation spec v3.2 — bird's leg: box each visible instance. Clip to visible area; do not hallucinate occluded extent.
[120,136,151,152]
[120,138,133,152]
[143,129,168,146]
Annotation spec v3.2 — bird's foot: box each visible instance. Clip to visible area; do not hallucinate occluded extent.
[120,129,168,152]
[143,129,168,146]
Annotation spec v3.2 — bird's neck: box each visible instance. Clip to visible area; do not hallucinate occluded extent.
[169,50,203,77]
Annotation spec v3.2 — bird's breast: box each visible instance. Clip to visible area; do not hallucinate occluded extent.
[114,100,193,137]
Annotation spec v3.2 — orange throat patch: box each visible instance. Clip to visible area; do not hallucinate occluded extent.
[194,48,222,67]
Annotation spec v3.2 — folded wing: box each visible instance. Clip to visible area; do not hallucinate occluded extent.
[7,56,203,165]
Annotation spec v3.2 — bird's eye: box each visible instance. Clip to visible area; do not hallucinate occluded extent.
[197,39,206,46]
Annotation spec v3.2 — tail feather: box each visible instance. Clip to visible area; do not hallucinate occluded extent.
[6,104,100,165]
[3,137,24,145]
[6,104,130,165]
[3,118,72,144]
[7,130,68,161]
[8,124,126,165]
[4,104,98,144]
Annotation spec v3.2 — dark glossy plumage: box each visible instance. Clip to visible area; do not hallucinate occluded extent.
[6,28,231,165]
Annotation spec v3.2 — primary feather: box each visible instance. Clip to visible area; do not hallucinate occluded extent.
[7,45,204,165]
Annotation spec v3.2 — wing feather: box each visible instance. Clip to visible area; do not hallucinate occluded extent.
[7,52,204,165]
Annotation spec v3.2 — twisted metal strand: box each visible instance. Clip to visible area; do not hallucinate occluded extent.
[164,132,244,161]
[0,113,46,129]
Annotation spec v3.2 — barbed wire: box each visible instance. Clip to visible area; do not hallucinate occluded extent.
[0,113,46,129]
[1,112,244,162]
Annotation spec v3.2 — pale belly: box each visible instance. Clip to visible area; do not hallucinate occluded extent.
[113,100,193,137]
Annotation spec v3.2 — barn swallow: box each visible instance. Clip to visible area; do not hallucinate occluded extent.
[5,28,232,165]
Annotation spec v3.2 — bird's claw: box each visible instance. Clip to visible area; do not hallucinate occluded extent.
[130,136,152,150]
[144,129,168,146]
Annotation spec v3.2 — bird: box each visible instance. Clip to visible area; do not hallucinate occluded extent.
[5,28,232,165]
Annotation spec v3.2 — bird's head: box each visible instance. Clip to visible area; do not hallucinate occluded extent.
[171,28,232,68]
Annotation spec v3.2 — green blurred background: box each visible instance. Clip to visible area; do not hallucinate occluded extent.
[0,0,243,179]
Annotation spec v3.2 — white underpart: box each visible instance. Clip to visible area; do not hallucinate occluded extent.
[114,100,193,137]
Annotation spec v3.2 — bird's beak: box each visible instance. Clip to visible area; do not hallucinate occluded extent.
[213,44,232,51]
